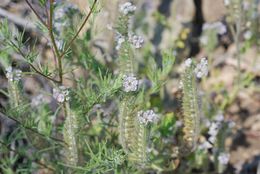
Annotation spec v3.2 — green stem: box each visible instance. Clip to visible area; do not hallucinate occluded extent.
[49,0,63,84]
[9,40,60,83]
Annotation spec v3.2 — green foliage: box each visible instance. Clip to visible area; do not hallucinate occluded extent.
[1,0,245,173]
[147,51,175,93]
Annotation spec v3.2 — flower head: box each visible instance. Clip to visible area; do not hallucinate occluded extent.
[137,110,159,125]
[129,34,144,49]
[115,33,125,50]
[198,140,213,150]
[244,30,252,40]
[214,113,224,122]
[194,58,208,78]
[218,152,230,165]
[119,2,136,15]
[184,58,192,68]
[53,86,70,103]
[5,66,22,82]
[122,74,139,92]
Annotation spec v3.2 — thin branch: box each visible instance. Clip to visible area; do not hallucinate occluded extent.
[29,62,61,83]
[59,0,98,59]
[0,140,55,172]
[48,0,63,84]
[9,40,60,83]
[0,112,65,145]
[25,0,48,28]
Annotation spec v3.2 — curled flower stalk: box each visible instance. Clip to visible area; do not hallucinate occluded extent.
[53,86,78,166]
[63,102,78,167]
[128,123,148,165]
[6,67,22,107]
[118,97,137,153]
[179,58,207,155]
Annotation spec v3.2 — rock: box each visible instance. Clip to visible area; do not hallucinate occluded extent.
[202,0,227,22]
[161,0,195,50]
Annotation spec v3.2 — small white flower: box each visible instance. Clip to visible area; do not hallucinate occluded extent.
[53,86,70,103]
[194,58,208,78]
[137,109,159,125]
[218,152,230,165]
[209,135,216,143]
[184,58,192,68]
[5,66,22,82]
[122,74,139,92]
[119,2,136,15]
[244,30,252,40]
[214,113,224,122]
[129,34,144,49]
[208,122,220,136]
[198,141,213,150]
[178,81,183,89]
[115,33,125,50]
[215,22,227,35]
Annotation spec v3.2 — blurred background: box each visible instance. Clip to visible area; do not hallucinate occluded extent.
[0,0,260,173]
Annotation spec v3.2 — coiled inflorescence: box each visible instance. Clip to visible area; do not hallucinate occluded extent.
[5,66,22,107]
[63,102,79,166]
[179,58,207,155]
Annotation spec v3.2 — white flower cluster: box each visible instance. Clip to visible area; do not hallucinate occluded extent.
[5,66,22,82]
[244,30,252,40]
[203,22,227,35]
[119,2,136,15]
[115,33,144,50]
[198,140,213,150]
[194,58,208,78]
[218,152,230,165]
[31,94,49,107]
[122,74,139,92]
[137,110,159,125]
[208,113,224,143]
[115,33,125,50]
[129,34,144,49]
[53,86,70,103]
